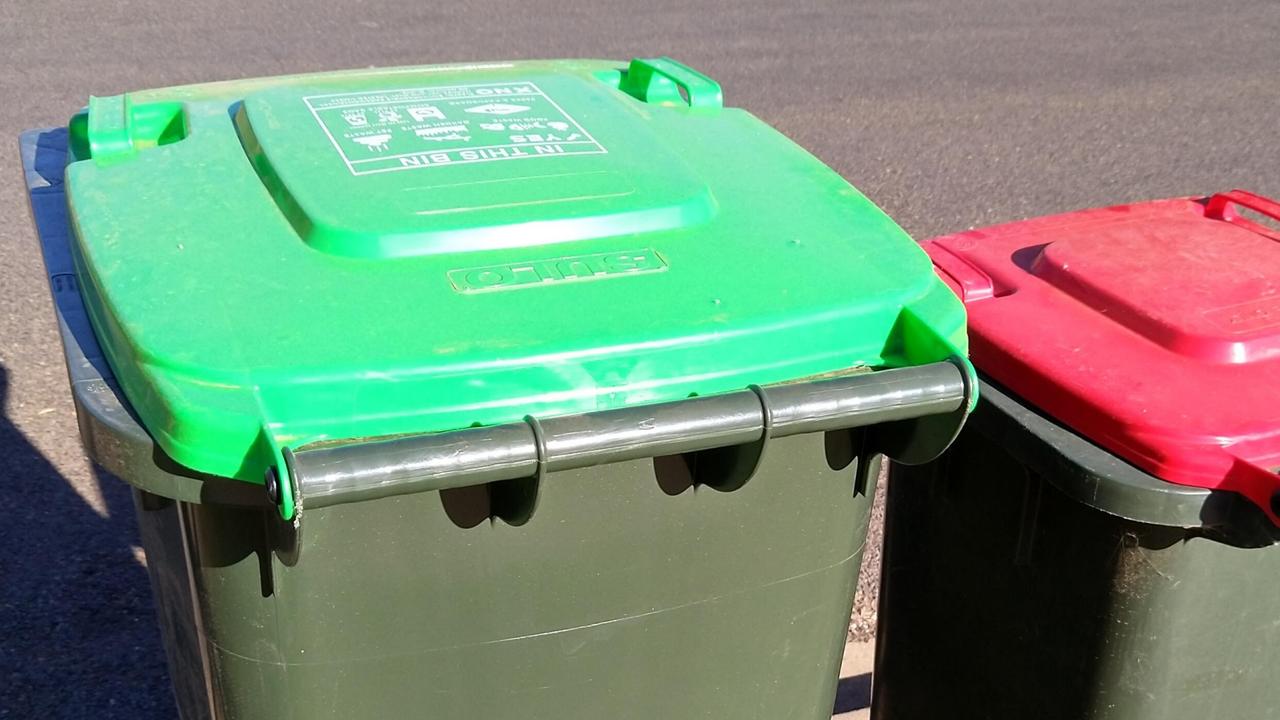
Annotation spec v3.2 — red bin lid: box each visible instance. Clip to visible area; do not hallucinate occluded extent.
[925,190,1280,524]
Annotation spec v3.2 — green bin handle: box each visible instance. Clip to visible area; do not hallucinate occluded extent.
[618,57,724,109]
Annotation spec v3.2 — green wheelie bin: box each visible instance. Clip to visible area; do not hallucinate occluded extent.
[873,192,1280,720]
[22,58,975,720]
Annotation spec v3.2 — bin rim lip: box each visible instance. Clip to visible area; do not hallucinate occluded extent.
[972,375,1279,545]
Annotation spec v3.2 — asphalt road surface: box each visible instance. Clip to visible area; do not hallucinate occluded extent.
[2,1,1278,717]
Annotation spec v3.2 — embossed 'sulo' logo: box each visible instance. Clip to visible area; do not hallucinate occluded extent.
[448,249,667,293]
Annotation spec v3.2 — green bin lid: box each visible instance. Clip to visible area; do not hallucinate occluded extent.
[62,58,968,498]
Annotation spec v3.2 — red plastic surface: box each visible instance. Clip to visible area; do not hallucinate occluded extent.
[926,190,1280,523]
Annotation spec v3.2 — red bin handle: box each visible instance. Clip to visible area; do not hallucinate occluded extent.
[1205,189,1280,241]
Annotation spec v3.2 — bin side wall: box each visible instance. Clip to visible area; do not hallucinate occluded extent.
[140,433,875,720]
[131,491,213,720]
[873,425,1280,720]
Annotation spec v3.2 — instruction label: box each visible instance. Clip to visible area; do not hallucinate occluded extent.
[305,82,606,176]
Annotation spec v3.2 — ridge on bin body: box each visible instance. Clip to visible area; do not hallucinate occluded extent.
[924,190,1280,523]
[59,57,972,516]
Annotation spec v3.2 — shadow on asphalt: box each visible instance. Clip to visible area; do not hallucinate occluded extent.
[0,364,175,719]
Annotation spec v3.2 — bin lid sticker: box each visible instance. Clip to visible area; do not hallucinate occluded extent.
[304,81,607,176]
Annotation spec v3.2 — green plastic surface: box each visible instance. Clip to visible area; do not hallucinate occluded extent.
[63,58,968,496]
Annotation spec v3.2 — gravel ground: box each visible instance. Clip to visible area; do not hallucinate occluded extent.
[2,1,1278,717]
[849,477,887,643]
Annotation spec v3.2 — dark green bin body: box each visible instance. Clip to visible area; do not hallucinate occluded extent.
[873,380,1280,720]
[137,439,881,720]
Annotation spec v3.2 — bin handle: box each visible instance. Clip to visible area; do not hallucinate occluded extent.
[617,57,724,109]
[1204,190,1280,241]
[282,361,969,516]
